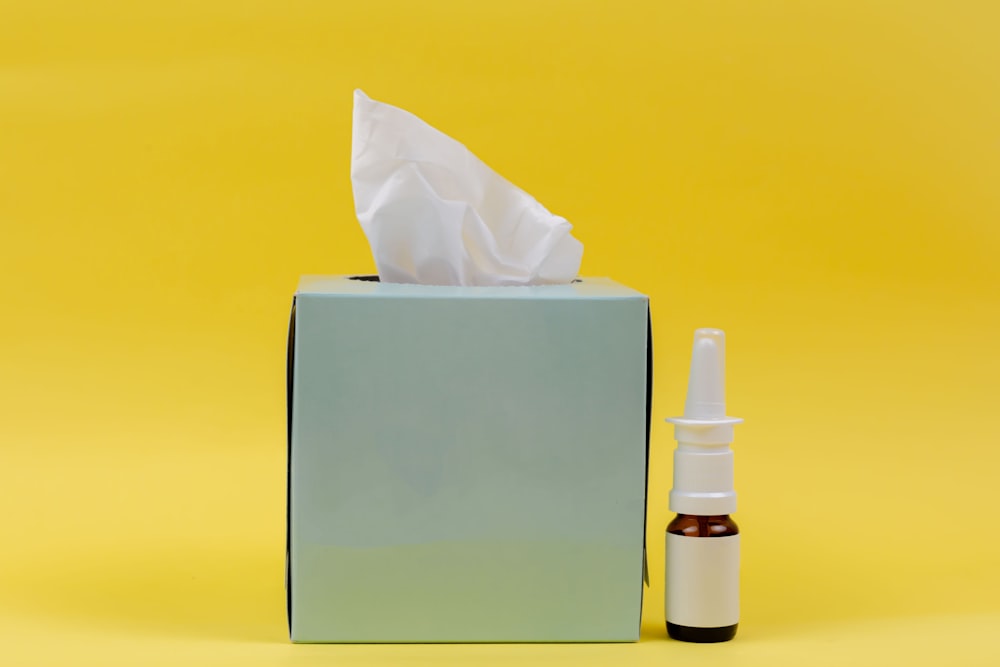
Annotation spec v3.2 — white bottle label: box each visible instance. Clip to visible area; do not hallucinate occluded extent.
[665,533,740,628]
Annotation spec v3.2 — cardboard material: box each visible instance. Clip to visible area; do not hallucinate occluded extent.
[286,276,651,642]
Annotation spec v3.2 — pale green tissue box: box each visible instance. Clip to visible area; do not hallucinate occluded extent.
[286,275,651,643]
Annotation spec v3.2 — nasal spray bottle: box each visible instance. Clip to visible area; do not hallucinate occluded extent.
[665,328,741,642]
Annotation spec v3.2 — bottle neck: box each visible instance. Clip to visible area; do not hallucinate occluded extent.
[667,514,739,537]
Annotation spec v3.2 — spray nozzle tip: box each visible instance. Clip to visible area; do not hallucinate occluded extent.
[683,328,728,420]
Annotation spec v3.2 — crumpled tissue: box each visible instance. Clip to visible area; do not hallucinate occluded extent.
[350,89,583,286]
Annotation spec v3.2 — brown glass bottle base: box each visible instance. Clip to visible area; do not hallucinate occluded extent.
[667,622,738,643]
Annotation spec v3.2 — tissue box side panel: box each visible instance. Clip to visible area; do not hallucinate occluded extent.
[639,308,653,630]
[289,288,647,642]
[285,298,296,638]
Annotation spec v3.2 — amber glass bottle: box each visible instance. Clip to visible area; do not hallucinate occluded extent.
[665,514,740,642]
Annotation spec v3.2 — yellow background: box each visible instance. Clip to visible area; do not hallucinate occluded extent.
[2,1,999,665]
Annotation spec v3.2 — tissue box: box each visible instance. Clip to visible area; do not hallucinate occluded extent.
[286,276,651,643]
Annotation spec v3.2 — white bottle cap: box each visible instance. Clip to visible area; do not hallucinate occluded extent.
[666,328,743,516]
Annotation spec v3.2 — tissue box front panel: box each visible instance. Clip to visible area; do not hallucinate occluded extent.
[289,277,648,642]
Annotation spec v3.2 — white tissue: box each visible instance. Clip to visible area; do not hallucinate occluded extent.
[350,90,583,286]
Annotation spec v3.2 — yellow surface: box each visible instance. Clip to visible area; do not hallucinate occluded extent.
[2,1,999,664]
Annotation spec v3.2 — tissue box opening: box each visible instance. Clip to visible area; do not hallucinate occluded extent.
[347,274,584,284]
[287,276,650,642]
